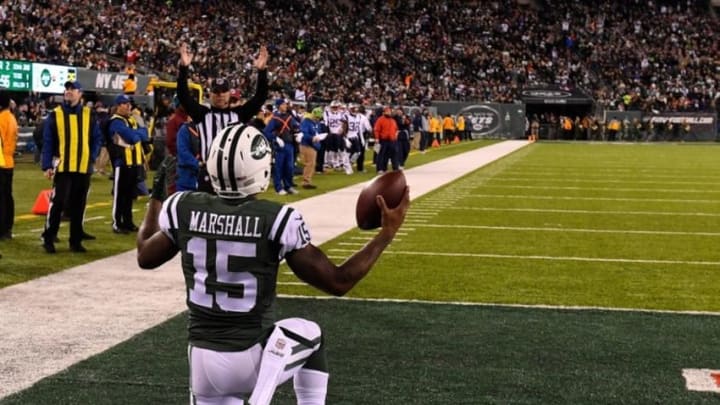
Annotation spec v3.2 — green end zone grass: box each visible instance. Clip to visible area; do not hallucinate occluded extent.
[2,298,720,404]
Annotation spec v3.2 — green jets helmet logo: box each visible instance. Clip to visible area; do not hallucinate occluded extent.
[250,134,270,160]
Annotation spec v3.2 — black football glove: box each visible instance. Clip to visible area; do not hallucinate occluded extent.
[150,164,167,202]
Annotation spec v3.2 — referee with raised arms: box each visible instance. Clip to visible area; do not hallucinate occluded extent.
[175,42,269,192]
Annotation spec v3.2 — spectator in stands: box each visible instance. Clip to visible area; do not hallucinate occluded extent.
[1,0,719,118]
[0,91,18,240]
[41,80,102,254]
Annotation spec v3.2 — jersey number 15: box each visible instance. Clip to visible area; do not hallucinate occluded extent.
[187,237,258,312]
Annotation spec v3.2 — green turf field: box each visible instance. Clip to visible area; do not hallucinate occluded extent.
[4,142,720,404]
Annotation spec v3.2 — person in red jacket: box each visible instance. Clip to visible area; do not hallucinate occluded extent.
[161,97,189,194]
[372,106,399,173]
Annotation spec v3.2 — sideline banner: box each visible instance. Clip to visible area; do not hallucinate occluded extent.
[76,69,151,93]
[435,102,526,139]
[606,110,717,141]
[644,113,716,141]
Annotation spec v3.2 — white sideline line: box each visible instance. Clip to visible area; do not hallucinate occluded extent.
[482,184,720,194]
[468,194,720,204]
[490,176,720,186]
[277,294,720,317]
[413,223,720,237]
[329,248,720,266]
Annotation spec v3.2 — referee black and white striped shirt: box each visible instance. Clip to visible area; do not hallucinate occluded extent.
[176,66,268,161]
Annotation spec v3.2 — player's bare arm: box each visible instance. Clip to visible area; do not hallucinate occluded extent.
[136,198,179,269]
[286,187,410,296]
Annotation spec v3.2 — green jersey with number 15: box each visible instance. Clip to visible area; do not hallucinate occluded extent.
[158,191,311,351]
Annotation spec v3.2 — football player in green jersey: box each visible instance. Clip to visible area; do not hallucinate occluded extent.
[137,123,409,405]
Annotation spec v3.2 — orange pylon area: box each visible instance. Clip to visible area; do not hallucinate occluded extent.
[452,136,460,144]
[431,139,440,148]
[32,189,52,215]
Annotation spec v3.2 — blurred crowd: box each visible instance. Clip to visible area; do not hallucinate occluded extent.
[1,0,719,122]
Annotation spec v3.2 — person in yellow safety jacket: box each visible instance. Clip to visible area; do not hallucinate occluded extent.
[429,113,442,145]
[456,114,466,141]
[607,118,621,141]
[107,94,148,234]
[561,116,573,140]
[40,80,103,253]
[442,114,455,144]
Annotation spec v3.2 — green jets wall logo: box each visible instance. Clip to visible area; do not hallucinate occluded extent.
[40,69,51,87]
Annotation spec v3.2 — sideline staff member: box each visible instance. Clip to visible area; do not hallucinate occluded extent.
[107,94,148,234]
[41,80,102,253]
[0,91,18,241]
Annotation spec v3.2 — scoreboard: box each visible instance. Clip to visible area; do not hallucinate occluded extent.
[0,60,32,91]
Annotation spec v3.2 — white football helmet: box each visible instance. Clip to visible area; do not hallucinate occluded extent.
[206,123,272,198]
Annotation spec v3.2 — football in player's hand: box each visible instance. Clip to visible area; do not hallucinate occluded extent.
[356,171,407,230]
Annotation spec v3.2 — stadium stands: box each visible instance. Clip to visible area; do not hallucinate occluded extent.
[0,0,717,116]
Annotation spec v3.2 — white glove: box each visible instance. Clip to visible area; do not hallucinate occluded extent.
[132,112,146,128]
[275,138,285,148]
[344,138,352,149]
[294,132,303,144]
[373,143,380,153]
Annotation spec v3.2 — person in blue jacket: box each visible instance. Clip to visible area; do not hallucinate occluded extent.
[263,98,300,195]
[175,121,201,192]
[298,107,324,189]
[40,80,102,253]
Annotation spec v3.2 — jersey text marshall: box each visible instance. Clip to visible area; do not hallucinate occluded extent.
[189,210,263,237]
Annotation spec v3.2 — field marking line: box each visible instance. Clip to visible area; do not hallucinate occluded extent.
[414,223,720,237]
[467,194,720,204]
[329,248,720,266]
[453,206,720,217]
[500,171,720,181]
[488,176,720,186]
[277,294,720,317]
[481,184,720,194]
